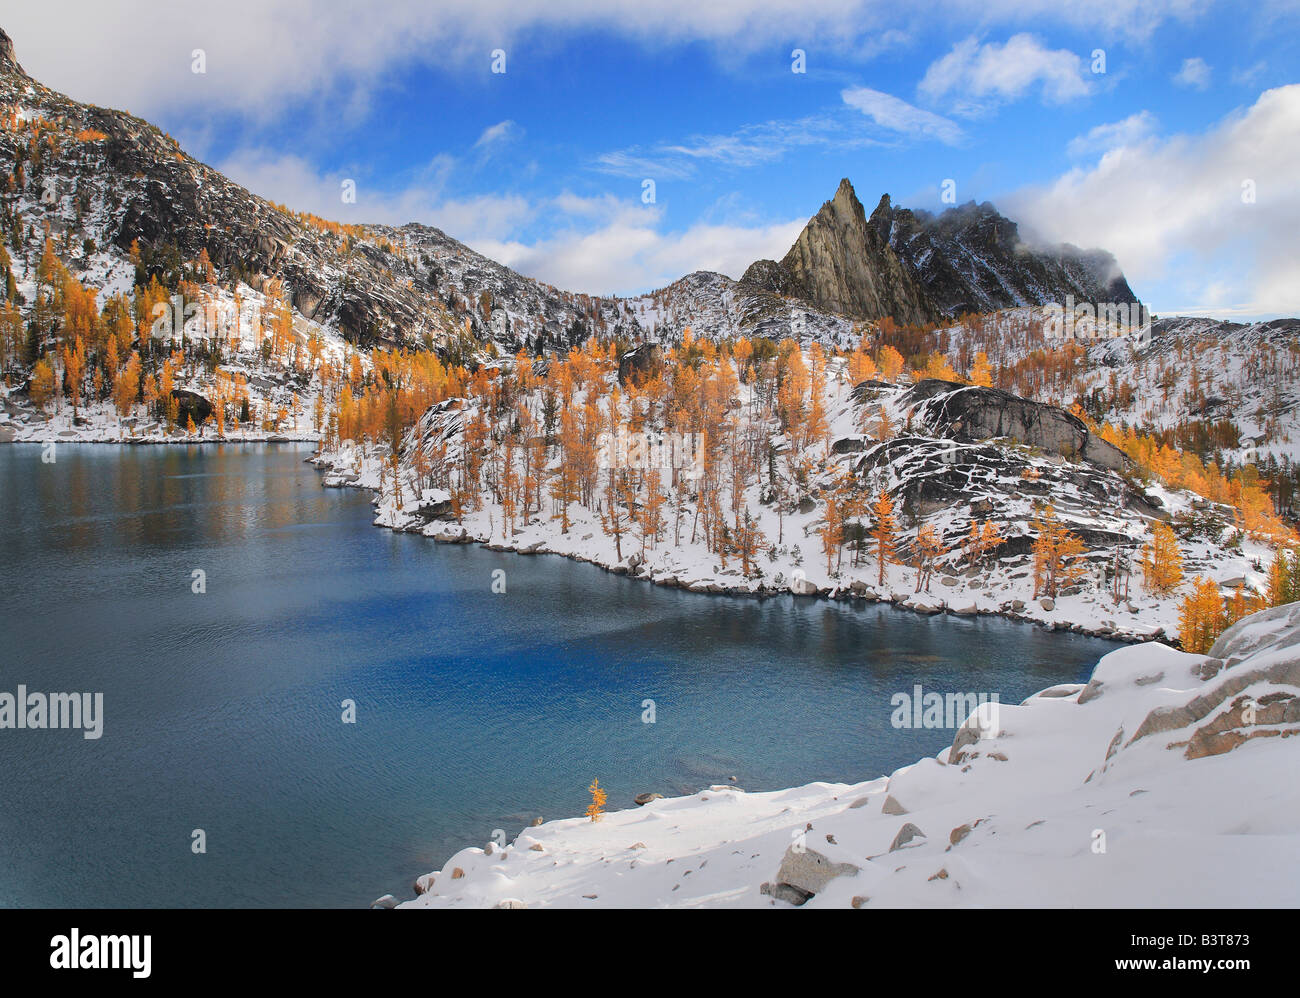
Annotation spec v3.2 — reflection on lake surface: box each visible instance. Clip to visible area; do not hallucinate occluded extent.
[0,443,1123,907]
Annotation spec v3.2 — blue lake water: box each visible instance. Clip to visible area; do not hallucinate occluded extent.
[0,442,1122,907]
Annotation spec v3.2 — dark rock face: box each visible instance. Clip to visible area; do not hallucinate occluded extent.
[618,343,665,386]
[744,179,1140,324]
[0,28,22,76]
[874,196,1139,318]
[739,258,811,299]
[171,389,212,426]
[414,495,455,521]
[849,379,903,404]
[899,379,1130,471]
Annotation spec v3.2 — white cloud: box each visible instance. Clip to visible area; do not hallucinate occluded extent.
[214,150,800,295]
[1172,56,1212,89]
[216,149,533,240]
[2,1,1214,120]
[473,120,520,151]
[1066,111,1157,158]
[482,213,806,295]
[841,87,965,144]
[919,34,1091,106]
[1005,85,1300,316]
[594,112,885,179]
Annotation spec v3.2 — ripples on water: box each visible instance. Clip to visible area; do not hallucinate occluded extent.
[0,443,1122,907]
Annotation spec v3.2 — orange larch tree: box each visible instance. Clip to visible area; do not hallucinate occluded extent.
[1031,504,1088,598]
[870,489,898,587]
[1140,520,1184,595]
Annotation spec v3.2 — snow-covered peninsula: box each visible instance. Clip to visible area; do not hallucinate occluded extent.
[398,601,1300,908]
[309,354,1285,648]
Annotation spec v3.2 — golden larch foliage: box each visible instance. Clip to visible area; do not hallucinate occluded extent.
[1140,520,1184,595]
[586,778,607,822]
[1178,577,1227,654]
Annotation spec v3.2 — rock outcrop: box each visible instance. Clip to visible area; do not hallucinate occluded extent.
[1127,601,1300,760]
[171,390,213,428]
[0,27,23,76]
[617,344,665,386]
[899,379,1130,471]
[761,845,860,905]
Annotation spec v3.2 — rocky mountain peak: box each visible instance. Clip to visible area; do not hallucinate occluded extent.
[0,27,25,77]
[745,177,1140,325]
[765,179,937,326]
[831,176,862,209]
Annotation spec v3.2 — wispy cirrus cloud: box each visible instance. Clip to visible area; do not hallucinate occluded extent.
[473,119,521,151]
[1231,61,1267,87]
[593,113,873,179]
[595,88,960,180]
[840,86,965,144]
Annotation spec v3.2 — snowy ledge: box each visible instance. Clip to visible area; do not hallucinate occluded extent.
[392,601,1300,909]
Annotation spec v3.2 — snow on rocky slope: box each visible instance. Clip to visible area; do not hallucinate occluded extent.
[937,309,1300,470]
[1084,316,1300,465]
[399,601,1300,909]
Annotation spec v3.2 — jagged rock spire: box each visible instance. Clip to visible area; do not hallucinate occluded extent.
[0,27,26,76]
[742,176,1139,322]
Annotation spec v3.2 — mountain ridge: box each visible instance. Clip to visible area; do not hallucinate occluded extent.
[0,25,1143,355]
[743,178,1140,326]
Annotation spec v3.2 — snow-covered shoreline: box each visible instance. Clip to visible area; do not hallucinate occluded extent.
[1,420,1260,649]
[395,601,1300,909]
[2,424,1172,644]
[3,413,1237,647]
[310,444,1189,646]
[1,431,317,445]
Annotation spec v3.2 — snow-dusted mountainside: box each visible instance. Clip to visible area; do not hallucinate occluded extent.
[1081,316,1300,464]
[399,600,1300,908]
[879,194,1138,318]
[0,27,641,355]
[0,24,851,362]
[928,309,1300,510]
[619,270,854,347]
[313,357,1278,647]
[0,24,1137,370]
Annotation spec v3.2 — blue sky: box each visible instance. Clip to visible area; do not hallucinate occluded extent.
[7,1,1299,316]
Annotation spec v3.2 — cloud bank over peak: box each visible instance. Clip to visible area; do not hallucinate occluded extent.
[1007,85,1300,316]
